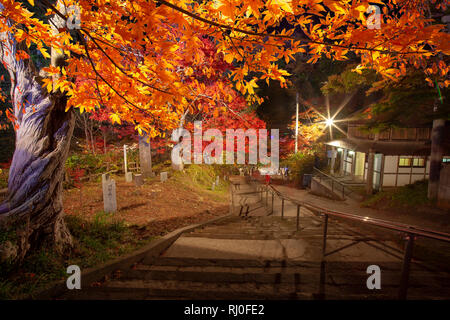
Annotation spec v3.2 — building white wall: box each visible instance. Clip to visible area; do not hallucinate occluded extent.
[339,152,429,187]
[382,155,429,187]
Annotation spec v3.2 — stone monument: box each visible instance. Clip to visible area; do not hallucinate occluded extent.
[102,173,117,213]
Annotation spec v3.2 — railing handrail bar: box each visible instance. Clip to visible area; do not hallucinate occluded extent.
[246,176,450,299]
[256,181,450,243]
[313,167,353,195]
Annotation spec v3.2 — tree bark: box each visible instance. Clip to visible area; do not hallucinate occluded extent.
[88,117,96,155]
[0,17,74,261]
[428,119,445,200]
[82,114,91,153]
[103,128,108,154]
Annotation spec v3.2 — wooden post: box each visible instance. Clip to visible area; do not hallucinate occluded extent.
[409,158,413,184]
[340,149,346,176]
[379,154,385,191]
[366,149,375,195]
[330,146,336,175]
[395,155,400,187]
[123,144,128,174]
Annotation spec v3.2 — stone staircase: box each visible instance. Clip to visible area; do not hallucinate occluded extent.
[61,215,450,300]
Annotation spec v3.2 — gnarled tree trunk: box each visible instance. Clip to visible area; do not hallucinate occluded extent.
[0,19,74,262]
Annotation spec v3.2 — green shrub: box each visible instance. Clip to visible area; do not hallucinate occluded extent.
[362,180,430,209]
[281,152,315,182]
[66,153,104,173]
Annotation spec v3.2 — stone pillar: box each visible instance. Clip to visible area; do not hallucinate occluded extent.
[125,172,133,183]
[428,119,445,200]
[134,174,144,187]
[102,174,117,213]
[139,135,153,178]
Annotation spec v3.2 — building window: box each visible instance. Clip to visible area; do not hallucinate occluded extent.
[443,157,450,163]
[398,157,425,168]
[412,158,425,167]
[398,157,412,167]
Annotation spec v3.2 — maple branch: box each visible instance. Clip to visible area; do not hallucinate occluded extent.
[81,30,173,95]
[80,33,155,120]
[40,0,172,96]
[194,93,252,128]
[156,0,298,40]
[156,0,429,56]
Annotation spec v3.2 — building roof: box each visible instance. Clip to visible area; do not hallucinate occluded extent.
[326,138,431,156]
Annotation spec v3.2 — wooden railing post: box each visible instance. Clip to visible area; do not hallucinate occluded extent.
[398,234,415,300]
[322,214,329,258]
[271,192,274,214]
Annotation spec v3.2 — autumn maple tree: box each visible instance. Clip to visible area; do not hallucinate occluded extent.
[0,0,449,261]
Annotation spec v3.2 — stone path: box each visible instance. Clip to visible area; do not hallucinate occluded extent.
[61,179,450,300]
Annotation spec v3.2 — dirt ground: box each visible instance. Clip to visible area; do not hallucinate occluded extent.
[63,174,230,235]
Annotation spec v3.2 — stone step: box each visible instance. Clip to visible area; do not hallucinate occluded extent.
[62,279,316,300]
[188,227,369,235]
[143,257,415,271]
[185,229,297,235]
[124,265,319,284]
[145,257,320,268]
[181,233,294,240]
[122,264,450,288]
[62,276,450,300]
